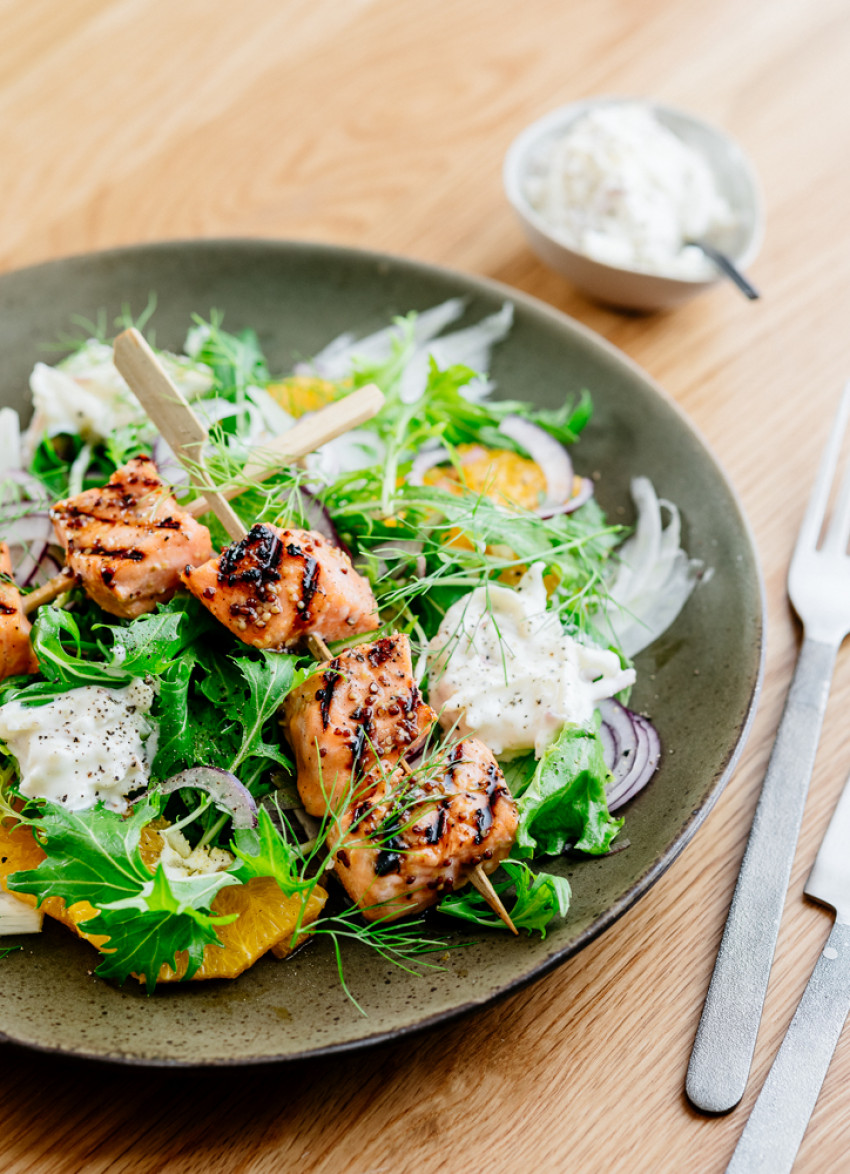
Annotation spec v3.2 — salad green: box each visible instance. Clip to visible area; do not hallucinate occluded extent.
[0,301,695,1001]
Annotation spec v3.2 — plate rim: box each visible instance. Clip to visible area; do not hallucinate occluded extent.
[0,237,766,1066]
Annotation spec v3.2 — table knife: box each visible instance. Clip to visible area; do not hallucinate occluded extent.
[725,772,850,1173]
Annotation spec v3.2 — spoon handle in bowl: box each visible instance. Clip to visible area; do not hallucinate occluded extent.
[694,240,760,300]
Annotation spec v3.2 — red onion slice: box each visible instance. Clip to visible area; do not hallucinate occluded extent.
[26,553,62,588]
[1,470,59,585]
[498,416,573,509]
[159,767,258,829]
[298,487,349,554]
[0,513,53,587]
[409,445,451,486]
[599,698,661,812]
[539,477,595,518]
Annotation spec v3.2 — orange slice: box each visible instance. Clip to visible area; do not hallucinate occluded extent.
[423,444,547,511]
[156,877,327,982]
[0,820,106,948]
[266,375,346,417]
[422,445,573,593]
[0,818,327,983]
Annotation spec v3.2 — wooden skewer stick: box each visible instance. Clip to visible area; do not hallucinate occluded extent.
[305,637,518,934]
[105,350,516,934]
[21,567,75,615]
[467,865,518,933]
[22,338,385,614]
[113,328,250,542]
[185,382,385,517]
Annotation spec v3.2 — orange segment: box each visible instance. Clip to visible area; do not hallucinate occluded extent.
[422,445,578,594]
[0,820,44,884]
[423,444,547,511]
[0,817,327,983]
[266,375,347,417]
[0,819,106,947]
[157,878,327,982]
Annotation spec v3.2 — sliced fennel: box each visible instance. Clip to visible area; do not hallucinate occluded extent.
[0,890,42,935]
[595,476,703,656]
[297,297,514,403]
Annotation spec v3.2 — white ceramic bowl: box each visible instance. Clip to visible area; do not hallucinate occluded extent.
[503,97,764,311]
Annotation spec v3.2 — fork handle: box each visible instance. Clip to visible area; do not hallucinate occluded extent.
[724,919,850,1174]
[686,635,838,1114]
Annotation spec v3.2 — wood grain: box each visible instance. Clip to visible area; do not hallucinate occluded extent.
[3,0,850,1170]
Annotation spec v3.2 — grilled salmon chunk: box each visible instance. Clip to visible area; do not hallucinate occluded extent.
[0,543,39,679]
[331,737,518,922]
[180,525,379,652]
[282,632,436,816]
[51,456,213,619]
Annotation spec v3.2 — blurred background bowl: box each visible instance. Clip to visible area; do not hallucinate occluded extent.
[503,96,764,311]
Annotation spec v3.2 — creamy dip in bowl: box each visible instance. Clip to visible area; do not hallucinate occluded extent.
[504,97,763,311]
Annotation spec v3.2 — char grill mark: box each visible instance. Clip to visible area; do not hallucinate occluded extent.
[316,669,340,731]
[217,524,283,594]
[474,761,504,844]
[374,846,403,877]
[285,541,320,622]
[87,544,146,562]
[423,800,450,845]
[443,742,464,789]
[349,718,373,773]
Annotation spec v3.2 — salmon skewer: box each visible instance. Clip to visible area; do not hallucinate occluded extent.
[112,331,517,930]
[180,524,379,651]
[0,543,40,680]
[22,332,384,616]
[282,633,436,815]
[50,455,214,619]
[287,633,519,931]
[330,737,518,922]
[113,328,381,651]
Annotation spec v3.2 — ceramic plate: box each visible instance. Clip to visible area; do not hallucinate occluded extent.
[0,240,764,1066]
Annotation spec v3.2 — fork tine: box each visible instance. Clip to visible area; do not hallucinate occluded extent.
[823,440,850,553]
[795,380,850,554]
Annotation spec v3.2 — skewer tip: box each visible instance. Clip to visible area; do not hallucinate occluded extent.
[470,864,519,934]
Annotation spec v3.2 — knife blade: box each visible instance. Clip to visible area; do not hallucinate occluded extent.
[725,772,850,1174]
[805,773,850,916]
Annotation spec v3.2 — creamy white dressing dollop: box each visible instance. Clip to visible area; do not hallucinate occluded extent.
[0,680,156,812]
[427,564,635,758]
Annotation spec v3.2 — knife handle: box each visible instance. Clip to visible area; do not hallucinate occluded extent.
[725,919,850,1174]
[686,636,838,1113]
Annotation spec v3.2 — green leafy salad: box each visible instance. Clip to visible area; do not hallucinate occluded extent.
[0,298,700,1004]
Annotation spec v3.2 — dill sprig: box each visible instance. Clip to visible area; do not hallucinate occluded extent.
[306,912,454,1016]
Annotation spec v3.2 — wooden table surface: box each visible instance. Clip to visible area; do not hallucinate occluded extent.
[3,1,850,1170]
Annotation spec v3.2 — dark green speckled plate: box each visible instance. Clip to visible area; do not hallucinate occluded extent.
[0,240,764,1066]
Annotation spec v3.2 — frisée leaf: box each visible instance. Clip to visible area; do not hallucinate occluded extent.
[229,806,301,893]
[6,794,240,990]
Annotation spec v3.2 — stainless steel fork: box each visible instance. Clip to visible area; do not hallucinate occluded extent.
[686,381,850,1114]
